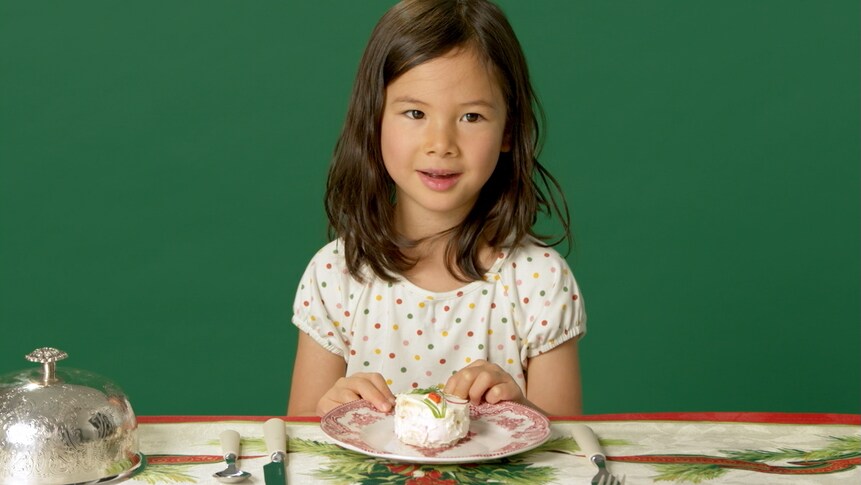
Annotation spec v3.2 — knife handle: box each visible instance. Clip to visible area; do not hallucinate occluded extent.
[571,424,605,460]
[263,418,287,455]
[219,429,241,457]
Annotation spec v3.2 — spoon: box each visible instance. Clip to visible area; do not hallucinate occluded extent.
[213,429,251,483]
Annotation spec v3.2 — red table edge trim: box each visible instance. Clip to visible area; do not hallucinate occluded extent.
[552,412,861,425]
[137,412,860,425]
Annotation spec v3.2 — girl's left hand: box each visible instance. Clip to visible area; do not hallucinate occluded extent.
[443,359,525,406]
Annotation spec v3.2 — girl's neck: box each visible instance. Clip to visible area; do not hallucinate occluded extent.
[394,204,464,241]
[394,205,494,293]
[401,241,494,293]
[398,227,495,293]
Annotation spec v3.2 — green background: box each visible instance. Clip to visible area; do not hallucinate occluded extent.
[1,1,858,416]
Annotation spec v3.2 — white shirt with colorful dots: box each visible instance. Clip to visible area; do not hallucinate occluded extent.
[292,237,586,395]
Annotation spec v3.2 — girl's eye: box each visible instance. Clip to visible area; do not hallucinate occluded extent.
[405,109,425,119]
[463,113,483,122]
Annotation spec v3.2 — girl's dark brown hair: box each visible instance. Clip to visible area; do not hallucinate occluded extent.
[326,0,571,283]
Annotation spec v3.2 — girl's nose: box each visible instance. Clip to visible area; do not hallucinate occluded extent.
[423,121,458,158]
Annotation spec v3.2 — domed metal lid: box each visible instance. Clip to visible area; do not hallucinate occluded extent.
[0,347,143,484]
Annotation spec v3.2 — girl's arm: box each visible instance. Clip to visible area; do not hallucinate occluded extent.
[524,337,582,416]
[287,332,396,416]
[287,332,345,416]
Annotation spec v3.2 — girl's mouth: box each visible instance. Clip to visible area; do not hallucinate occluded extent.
[419,170,458,179]
[418,170,461,191]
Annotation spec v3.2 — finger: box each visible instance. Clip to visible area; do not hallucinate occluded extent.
[468,369,505,404]
[484,381,522,404]
[365,373,397,404]
[317,389,360,416]
[445,358,488,396]
[350,375,395,413]
[444,366,480,400]
[447,361,497,397]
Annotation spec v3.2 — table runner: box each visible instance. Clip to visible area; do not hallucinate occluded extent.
[127,412,860,484]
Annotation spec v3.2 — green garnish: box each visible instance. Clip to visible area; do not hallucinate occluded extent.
[409,385,447,419]
[409,385,444,395]
[421,395,447,418]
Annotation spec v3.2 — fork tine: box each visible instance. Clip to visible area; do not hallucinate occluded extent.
[596,476,605,485]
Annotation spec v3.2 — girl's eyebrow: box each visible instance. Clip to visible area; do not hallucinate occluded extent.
[392,96,427,104]
[391,96,428,106]
[391,95,498,110]
[460,99,498,110]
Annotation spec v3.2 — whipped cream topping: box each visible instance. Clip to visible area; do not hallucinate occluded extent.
[393,388,469,447]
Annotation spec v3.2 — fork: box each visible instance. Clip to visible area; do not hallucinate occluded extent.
[571,424,626,485]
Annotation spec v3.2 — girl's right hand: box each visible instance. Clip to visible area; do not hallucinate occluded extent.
[316,372,396,416]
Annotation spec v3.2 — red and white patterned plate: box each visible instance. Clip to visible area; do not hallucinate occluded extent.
[320,399,551,463]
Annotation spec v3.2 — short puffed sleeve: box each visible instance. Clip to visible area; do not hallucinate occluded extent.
[291,242,353,358]
[510,245,586,364]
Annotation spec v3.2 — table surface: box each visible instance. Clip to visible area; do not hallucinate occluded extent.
[125,411,859,485]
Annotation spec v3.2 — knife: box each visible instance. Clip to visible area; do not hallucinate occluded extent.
[571,423,604,461]
[263,418,288,485]
[572,423,618,484]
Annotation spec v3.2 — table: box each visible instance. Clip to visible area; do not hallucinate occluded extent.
[127,412,859,484]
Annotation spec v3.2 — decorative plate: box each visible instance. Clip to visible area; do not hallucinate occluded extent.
[320,399,551,464]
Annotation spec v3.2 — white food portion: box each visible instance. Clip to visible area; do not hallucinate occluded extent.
[393,393,469,447]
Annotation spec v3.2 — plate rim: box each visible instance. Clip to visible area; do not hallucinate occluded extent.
[320,399,551,464]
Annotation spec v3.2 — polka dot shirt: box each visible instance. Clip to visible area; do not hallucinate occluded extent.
[292,238,586,394]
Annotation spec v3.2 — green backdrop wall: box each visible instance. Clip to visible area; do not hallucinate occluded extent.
[1,1,858,416]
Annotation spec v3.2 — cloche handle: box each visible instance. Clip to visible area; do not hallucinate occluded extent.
[25,347,68,385]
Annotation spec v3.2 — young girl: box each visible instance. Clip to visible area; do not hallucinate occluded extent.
[287,0,586,417]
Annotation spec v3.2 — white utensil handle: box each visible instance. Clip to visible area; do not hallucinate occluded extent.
[219,429,241,456]
[571,424,605,460]
[263,418,287,455]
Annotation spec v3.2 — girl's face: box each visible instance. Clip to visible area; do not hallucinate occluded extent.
[381,47,509,235]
